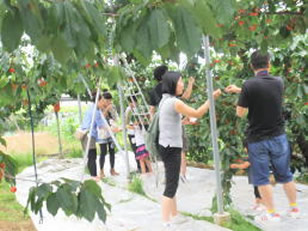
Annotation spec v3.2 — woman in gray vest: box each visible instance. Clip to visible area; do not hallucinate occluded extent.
[159,71,221,228]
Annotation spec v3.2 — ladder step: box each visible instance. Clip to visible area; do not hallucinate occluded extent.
[125,92,142,98]
[132,112,150,116]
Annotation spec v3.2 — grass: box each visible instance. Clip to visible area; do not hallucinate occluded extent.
[127,176,157,202]
[128,176,147,196]
[183,208,262,231]
[0,181,31,222]
[101,177,117,187]
[65,148,83,159]
[222,209,262,231]
[13,153,46,173]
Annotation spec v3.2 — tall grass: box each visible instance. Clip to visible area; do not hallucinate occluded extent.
[66,148,83,158]
[128,176,147,196]
[183,208,262,231]
[13,154,47,173]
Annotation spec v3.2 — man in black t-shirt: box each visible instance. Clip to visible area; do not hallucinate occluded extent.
[225,50,299,222]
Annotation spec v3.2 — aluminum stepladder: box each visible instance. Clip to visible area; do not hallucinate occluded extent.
[120,56,160,187]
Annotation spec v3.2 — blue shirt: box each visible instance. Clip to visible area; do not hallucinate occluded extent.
[81,104,104,140]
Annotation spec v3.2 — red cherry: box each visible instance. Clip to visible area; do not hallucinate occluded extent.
[266,19,272,24]
[53,102,60,113]
[8,68,15,73]
[304,102,308,106]
[238,9,246,14]
[10,186,17,193]
[38,78,48,87]
[249,12,259,16]
[238,21,245,26]
[228,43,237,47]
[249,24,257,31]
[85,64,91,68]
[213,59,221,64]
[286,25,293,31]
[94,62,99,68]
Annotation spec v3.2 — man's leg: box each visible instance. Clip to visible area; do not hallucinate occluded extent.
[270,134,298,214]
[248,140,281,221]
[283,181,297,204]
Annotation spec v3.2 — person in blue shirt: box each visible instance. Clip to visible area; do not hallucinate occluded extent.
[80,92,105,180]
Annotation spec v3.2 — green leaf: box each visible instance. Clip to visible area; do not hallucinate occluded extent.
[78,187,98,221]
[63,2,78,48]
[136,15,153,58]
[118,21,137,52]
[147,9,170,49]
[51,35,72,64]
[56,184,78,214]
[19,0,43,43]
[83,1,106,35]
[36,35,53,52]
[25,187,37,214]
[169,6,202,57]
[37,183,52,200]
[1,10,23,52]
[83,179,102,197]
[47,193,60,216]
[193,1,221,38]
[210,0,236,25]
[62,178,81,191]
[46,2,65,34]
[96,202,107,223]
[0,137,6,147]
[2,153,17,185]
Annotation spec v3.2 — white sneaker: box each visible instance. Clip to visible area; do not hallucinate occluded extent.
[171,215,188,225]
[255,213,281,222]
[287,208,301,219]
[162,222,173,231]
[250,203,266,212]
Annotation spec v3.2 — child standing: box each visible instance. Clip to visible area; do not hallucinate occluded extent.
[134,124,152,174]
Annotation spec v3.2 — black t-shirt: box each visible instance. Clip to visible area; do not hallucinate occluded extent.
[238,74,285,142]
[148,82,163,107]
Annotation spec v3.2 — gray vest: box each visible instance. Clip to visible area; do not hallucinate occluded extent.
[158,94,182,148]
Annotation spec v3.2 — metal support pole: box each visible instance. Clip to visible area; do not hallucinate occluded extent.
[117,83,130,178]
[55,111,64,158]
[203,35,224,215]
[26,90,43,224]
[77,94,82,125]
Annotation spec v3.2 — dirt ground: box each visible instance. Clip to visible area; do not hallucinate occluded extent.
[0,131,60,155]
[0,220,36,231]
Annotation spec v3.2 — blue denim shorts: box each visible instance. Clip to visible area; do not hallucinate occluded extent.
[248,134,293,186]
